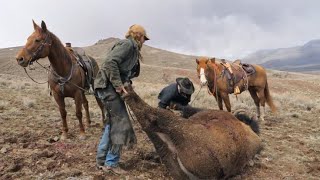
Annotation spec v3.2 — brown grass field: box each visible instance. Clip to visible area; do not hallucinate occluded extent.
[0,40,319,179]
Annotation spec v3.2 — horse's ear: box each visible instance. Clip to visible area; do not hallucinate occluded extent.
[41,21,47,32]
[209,58,215,64]
[196,58,199,64]
[32,19,40,31]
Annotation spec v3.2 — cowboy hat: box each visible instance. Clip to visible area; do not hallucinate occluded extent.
[176,77,195,95]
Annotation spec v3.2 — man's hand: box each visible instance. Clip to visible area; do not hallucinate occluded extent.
[169,102,178,110]
[169,102,184,110]
[116,86,128,95]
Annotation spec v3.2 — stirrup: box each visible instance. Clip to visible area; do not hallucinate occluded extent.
[234,86,240,95]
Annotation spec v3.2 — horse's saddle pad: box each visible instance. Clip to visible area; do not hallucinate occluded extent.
[73,48,94,89]
[231,60,256,76]
[222,61,257,93]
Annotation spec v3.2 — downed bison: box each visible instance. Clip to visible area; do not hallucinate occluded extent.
[123,85,262,179]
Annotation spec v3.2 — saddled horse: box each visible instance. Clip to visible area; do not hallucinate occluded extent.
[196,57,276,121]
[15,20,105,140]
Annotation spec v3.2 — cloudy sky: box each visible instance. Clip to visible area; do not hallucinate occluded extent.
[1,0,319,58]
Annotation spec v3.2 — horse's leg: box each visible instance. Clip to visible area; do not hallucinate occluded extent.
[220,92,231,112]
[257,88,266,121]
[248,88,262,121]
[52,93,68,140]
[75,92,86,140]
[82,93,91,126]
[214,93,224,110]
[95,96,106,127]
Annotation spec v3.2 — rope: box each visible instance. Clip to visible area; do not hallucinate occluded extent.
[206,63,219,101]
[22,32,96,96]
[125,103,137,123]
[233,63,249,91]
[190,85,203,106]
[35,60,97,97]
[231,63,249,102]
[23,67,48,84]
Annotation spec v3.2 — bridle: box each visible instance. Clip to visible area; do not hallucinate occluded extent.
[21,32,94,95]
[27,33,51,65]
[206,62,219,96]
[198,61,220,96]
[22,33,51,84]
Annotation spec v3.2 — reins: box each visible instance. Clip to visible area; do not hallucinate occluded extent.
[23,66,48,84]
[233,63,249,91]
[125,103,137,123]
[206,63,219,98]
[22,33,95,96]
[190,85,203,105]
[28,33,51,64]
[36,60,94,95]
[23,33,52,84]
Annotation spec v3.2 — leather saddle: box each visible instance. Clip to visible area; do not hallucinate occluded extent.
[69,47,94,90]
[233,59,256,75]
[221,59,256,94]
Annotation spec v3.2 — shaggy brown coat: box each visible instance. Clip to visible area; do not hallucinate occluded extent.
[123,85,262,179]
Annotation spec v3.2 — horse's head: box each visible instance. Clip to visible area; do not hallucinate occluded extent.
[196,57,215,86]
[16,20,52,67]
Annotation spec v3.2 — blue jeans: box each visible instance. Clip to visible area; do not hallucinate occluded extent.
[96,124,120,167]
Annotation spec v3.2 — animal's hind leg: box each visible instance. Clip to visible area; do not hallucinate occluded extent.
[248,88,262,121]
[75,92,86,140]
[214,93,224,111]
[257,88,266,121]
[82,94,91,126]
[52,93,68,140]
[220,92,231,112]
[95,96,106,127]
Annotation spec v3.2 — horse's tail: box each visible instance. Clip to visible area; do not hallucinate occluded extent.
[234,113,260,134]
[264,81,277,113]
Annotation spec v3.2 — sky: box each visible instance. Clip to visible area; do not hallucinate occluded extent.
[1,0,319,58]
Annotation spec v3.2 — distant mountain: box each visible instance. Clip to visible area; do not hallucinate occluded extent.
[2,37,319,85]
[0,38,199,85]
[83,37,198,70]
[243,40,320,72]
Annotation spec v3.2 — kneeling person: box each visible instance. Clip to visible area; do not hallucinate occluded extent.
[158,77,195,110]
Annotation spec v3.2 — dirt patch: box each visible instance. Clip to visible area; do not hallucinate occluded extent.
[0,72,320,179]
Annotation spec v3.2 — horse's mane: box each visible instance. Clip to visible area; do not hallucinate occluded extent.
[207,61,223,73]
[47,31,73,63]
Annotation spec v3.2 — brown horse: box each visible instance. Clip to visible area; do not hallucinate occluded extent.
[196,57,276,121]
[15,20,105,140]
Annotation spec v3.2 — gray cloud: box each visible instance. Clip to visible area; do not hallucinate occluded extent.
[1,0,319,58]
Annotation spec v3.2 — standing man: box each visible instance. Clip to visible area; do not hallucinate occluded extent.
[158,77,195,110]
[94,24,149,175]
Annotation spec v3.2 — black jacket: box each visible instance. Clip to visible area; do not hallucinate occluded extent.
[158,83,191,109]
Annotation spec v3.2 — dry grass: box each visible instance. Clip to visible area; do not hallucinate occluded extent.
[0,64,320,179]
[22,97,36,108]
[273,92,318,112]
[0,100,9,110]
